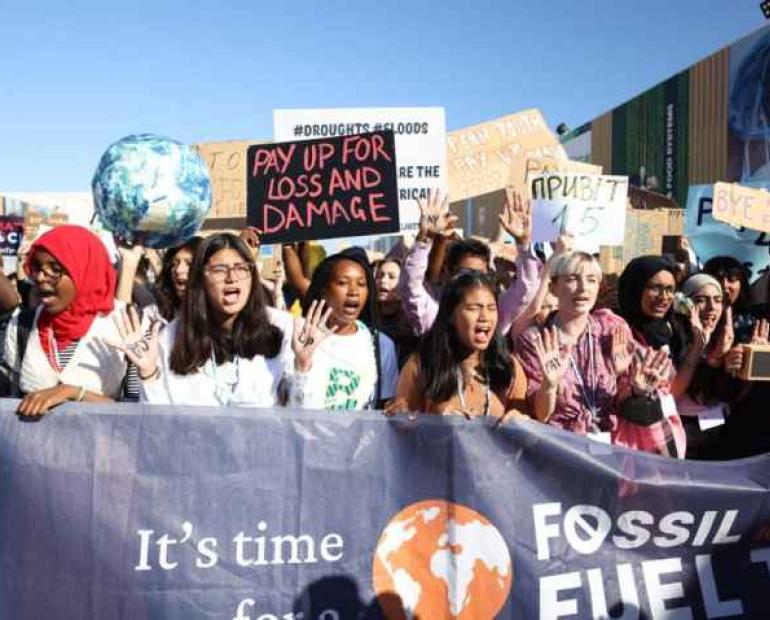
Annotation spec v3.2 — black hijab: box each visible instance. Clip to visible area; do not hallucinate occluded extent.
[618,256,688,360]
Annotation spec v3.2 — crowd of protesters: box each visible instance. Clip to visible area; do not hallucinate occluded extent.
[1,188,768,461]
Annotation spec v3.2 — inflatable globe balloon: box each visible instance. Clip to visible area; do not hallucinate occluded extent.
[92,134,211,249]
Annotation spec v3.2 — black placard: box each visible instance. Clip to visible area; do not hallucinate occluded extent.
[247,131,400,244]
[0,216,24,256]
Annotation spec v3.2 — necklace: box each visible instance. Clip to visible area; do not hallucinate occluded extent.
[564,317,602,433]
[456,366,490,416]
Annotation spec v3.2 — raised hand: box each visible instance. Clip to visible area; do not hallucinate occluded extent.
[611,327,634,375]
[499,188,532,244]
[240,226,262,258]
[553,233,575,255]
[723,345,744,377]
[117,241,146,263]
[104,305,161,380]
[750,318,770,345]
[417,189,458,240]
[707,306,734,366]
[630,348,670,397]
[689,309,714,351]
[534,326,569,390]
[292,299,337,372]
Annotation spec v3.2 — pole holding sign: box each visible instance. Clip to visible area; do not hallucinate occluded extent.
[247,131,400,244]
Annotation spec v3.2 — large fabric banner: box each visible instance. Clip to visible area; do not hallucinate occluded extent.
[0,400,769,619]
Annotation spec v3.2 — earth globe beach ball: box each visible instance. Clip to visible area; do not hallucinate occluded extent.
[92,134,211,249]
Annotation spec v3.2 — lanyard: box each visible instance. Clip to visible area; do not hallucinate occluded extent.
[457,368,490,416]
[566,318,601,431]
[209,355,240,406]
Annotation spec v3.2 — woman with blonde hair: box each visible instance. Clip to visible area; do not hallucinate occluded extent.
[516,251,684,456]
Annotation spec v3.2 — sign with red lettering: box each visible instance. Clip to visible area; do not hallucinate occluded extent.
[0,216,24,256]
[247,131,400,243]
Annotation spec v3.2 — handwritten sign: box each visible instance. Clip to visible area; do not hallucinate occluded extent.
[23,208,69,240]
[530,173,629,252]
[685,183,770,282]
[446,109,565,201]
[523,156,602,198]
[274,108,445,233]
[712,182,770,233]
[0,216,24,256]
[195,139,268,219]
[598,207,683,274]
[247,131,400,244]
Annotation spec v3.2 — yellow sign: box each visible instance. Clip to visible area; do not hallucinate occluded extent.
[712,182,770,233]
[446,109,565,201]
[195,140,268,218]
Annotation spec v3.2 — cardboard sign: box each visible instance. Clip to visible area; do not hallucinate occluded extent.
[274,108,446,233]
[685,183,770,283]
[530,173,629,252]
[628,186,679,210]
[599,206,683,274]
[446,109,565,201]
[247,131,400,244]
[712,182,770,233]
[23,208,69,240]
[195,139,268,218]
[523,156,601,198]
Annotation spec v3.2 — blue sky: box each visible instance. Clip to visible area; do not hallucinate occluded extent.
[0,0,766,190]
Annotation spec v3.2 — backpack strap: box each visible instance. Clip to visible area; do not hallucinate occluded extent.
[16,306,36,367]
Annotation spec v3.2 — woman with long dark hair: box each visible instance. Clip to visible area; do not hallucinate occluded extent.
[292,248,398,410]
[394,270,527,418]
[110,233,296,407]
[373,257,418,368]
[702,256,756,343]
[154,236,203,322]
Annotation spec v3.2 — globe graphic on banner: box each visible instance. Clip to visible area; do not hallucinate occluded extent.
[372,500,512,619]
[92,134,211,249]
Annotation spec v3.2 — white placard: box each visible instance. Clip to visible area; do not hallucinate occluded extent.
[530,173,629,252]
[274,107,446,234]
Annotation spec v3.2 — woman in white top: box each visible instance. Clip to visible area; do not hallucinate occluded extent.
[3,225,127,416]
[291,248,398,411]
[111,233,297,408]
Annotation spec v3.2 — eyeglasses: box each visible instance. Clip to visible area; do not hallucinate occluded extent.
[28,262,65,283]
[205,262,253,282]
[645,284,676,297]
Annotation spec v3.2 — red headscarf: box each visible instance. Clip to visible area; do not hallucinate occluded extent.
[27,225,116,358]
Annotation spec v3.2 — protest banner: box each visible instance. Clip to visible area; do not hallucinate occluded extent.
[685,183,770,282]
[1,402,768,619]
[195,139,268,220]
[530,172,629,252]
[446,108,566,202]
[247,131,400,244]
[274,108,446,234]
[712,182,770,233]
[523,156,602,198]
